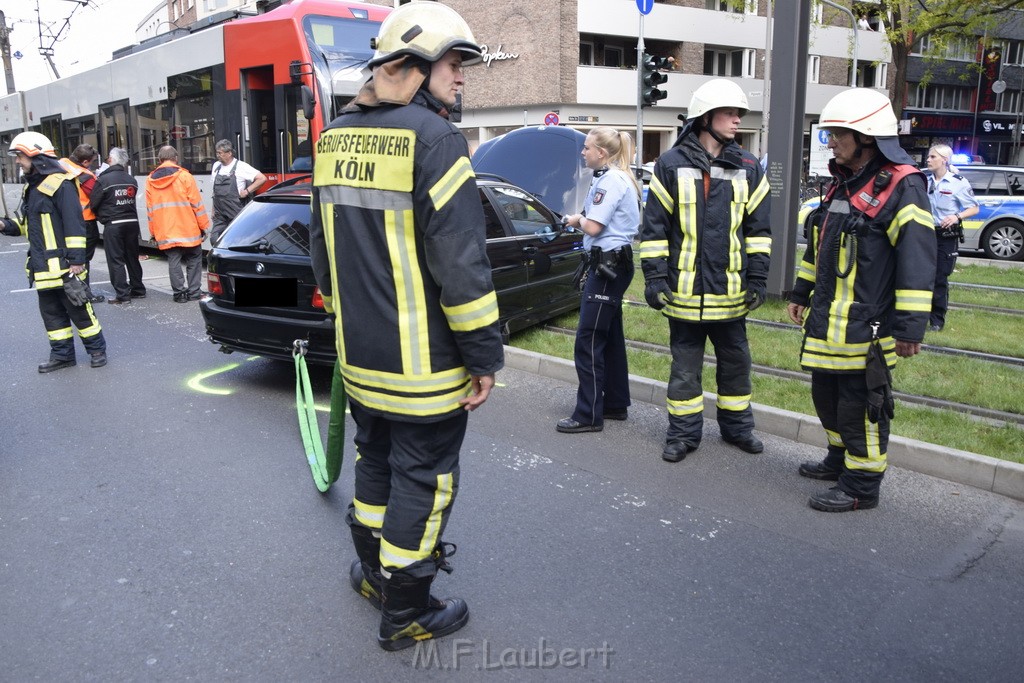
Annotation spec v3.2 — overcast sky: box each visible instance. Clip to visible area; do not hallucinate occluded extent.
[4,0,158,94]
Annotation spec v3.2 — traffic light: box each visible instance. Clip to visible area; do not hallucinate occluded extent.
[641,53,672,107]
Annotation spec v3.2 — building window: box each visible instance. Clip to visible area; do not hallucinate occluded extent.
[913,35,978,62]
[856,62,887,88]
[704,47,755,78]
[808,55,820,83]
[579,41,594,66]
[995,90,1020,113]
[909,83,973,111]
[604,46,623,68]
[705,0,755,13]
[997,39,1024,66]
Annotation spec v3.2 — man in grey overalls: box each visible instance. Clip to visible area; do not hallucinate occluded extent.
[210,139,267,242]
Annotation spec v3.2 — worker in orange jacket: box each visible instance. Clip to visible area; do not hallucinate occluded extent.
[61,144,105,302]
[145,145,209,302]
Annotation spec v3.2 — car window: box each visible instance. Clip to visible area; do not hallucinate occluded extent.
[217,199,311,256]
[489,185,556,237]
[480,189,508,240]
[959,170,992,195]
[1008,172,1024,195]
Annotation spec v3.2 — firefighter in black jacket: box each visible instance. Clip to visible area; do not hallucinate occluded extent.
[4,132,107,372]
[640,79,772,463]
[787,88,936,512]
[308,2,504,651]
[90,147,147,304]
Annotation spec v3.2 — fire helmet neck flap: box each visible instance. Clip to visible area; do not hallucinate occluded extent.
[369,1,482,68]
[8,131,57,158]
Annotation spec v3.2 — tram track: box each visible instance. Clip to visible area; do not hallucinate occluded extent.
[541,324,1024,428]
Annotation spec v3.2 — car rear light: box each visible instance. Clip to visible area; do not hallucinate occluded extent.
[311,286,325,309]
[208,272,223,296]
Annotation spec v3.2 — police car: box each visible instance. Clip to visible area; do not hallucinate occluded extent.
[798,164,1024,261]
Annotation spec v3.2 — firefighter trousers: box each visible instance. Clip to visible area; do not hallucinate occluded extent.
[666,318,754,446]
[810,371,888,499]
[348,400,468,579]
[37,287,106,361]
[570,261,633,426]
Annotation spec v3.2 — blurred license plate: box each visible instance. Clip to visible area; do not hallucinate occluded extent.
[233,276,298,307]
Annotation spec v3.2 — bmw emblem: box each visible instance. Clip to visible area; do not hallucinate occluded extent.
[256,263,265,273]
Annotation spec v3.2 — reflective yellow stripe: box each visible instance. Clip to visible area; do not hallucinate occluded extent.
[48,326,74,341]
[649,174,672,211]
[677,170,700,299]
[825,429,844,449]
[353,498,386,530]
[716,394,751,411]
[888,204,933,246]
[344,379,470,417]
[828,256,856,343]
[745,235,771,255]
[667,394,704,416]
[639,240,669,259]
[385,208,429,375]
[442,290,499,332]
[340,362,469,392]
[419,473,453,556]
[796,261,815,283]
[65,236,86,249]
[846,418,887,473]
[380,538,422,569]
[429,156,474,211]
[895,289,932,312]
[747,173,770,211]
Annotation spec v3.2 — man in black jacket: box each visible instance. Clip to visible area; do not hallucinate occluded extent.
[90,147,146,304]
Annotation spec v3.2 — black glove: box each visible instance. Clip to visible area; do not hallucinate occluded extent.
[1,216,20,236]
[644,278,672,310]
[62,272,92,307]
[864,338,895,424]
[745,280,767,311]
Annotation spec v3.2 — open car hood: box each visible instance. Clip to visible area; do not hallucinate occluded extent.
[471,126,593,217]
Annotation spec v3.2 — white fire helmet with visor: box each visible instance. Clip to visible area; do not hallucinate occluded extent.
[818,88,914,165]
[369,1,482,67]
[8,131,57,158]
[687,79,749,120]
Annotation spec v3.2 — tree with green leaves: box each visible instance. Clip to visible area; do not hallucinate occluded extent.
[861,1,1024,118]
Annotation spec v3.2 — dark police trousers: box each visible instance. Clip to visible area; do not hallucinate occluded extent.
[570,255,634,427]
[666,318,754,447]
[37,288,106,361]
[930,234,959,328]
[348,400,468,578]
[811,371,888,499]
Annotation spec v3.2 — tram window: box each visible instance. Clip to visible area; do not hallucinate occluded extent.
[132,101,171,175]
[169,68,219,174]
[99,102,130,159]
[62,117,98,160]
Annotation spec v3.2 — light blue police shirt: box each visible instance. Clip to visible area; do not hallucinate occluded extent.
[582,167,640,252]
[927,171,979,226]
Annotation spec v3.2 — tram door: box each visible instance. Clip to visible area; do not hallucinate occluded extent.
[240,67,277,175]
[98,101,130,160]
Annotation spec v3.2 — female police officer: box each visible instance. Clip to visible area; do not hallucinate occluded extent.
[557,127,641,433]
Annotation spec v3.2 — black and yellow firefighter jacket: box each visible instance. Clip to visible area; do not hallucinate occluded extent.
[309,90,504,422]
[789,156,935,372]
[12,156,88,291]
[640,128,772,322]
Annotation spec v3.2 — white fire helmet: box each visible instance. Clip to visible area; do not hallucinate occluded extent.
[687,79,749,120]
[819,88,898,137]
[8,131,56,158]
[369,1,482,68]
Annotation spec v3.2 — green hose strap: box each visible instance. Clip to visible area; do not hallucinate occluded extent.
[294,343,346,493]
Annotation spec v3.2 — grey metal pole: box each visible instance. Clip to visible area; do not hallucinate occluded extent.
[636,14,644,171]
[822,0,857,86]
[761,0,772,155]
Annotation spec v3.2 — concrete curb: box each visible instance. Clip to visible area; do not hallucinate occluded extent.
[503,346,1024,503]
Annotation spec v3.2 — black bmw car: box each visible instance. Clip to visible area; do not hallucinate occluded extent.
[199,126,592,365]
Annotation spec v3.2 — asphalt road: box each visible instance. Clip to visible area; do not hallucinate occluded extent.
[2,238,1023,681]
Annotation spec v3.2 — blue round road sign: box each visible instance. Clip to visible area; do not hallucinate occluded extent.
[636,0,654,15]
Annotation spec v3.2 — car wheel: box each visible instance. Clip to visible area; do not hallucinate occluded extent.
[981,220,1024,261]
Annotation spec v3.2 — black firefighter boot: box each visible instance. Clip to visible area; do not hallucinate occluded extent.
[377,570,469,652]
[349,525,383,609]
